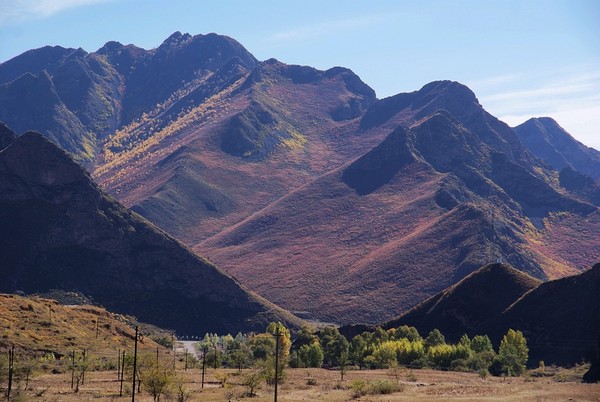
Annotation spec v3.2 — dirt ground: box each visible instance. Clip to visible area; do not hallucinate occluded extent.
[8,367,600,401]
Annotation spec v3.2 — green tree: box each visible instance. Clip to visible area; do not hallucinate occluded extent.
[459,334,472,349]
[396,338,425,366]
[295,324,319,349]
[471,335,494,353]
[395,325,422,342]
[372,326,389,345]
[350,332,372,369]
[143,363,173,402]
[499,329,528,376]
[248,333,275,360]
[373,341,398,368]
[319,327,350,367]
[298,343,324,368]
[266,322,291,358]
[203,348,222,368]
[424,329,446,348]
[227,344,254,372]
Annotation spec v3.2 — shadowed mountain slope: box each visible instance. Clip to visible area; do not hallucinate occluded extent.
[481,262,600,366]
[0,122,16,150]
[382,262,600,366]
[0,127,302,334]
[383,263,542,341]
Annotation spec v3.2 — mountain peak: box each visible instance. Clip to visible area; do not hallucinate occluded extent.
[415,80,480,111]
[96,40,124,54]
[0,45,73,84]
[158,31,193,51]
[359,80,481,130]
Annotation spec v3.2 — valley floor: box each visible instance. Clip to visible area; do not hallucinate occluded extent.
[10,367,599,401]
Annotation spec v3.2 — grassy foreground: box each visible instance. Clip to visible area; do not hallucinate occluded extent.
[5,366,598,401]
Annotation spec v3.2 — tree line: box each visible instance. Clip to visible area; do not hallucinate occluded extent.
[195,323,529,379]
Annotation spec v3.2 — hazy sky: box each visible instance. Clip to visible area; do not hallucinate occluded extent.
[1,0,599,149]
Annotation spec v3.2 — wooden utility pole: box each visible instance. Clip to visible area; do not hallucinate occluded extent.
[201,346,207,389]
[132,326,139,402]
[119,351,125,397]
[274,326,280,402]
[82,349,87,384]
[117,349,121,381]
[71,350,75,389]
[7,346,14,401]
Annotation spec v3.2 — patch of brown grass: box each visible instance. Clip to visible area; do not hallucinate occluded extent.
[0,293,164,358]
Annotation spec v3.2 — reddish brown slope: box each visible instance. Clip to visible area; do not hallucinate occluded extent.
[198,156,448,323]
[94,59,381,244]
[197,100,598,324]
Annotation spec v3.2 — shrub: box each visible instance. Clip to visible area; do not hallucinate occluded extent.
[350,379,405,398]
[451,358,470,372]
[370,379,404,394]
[242,367,265,397]
[468,350,497,371]
[350,379,368,398]
[142,365,173,402]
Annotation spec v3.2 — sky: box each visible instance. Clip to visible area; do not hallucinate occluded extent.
[1,0,599,149]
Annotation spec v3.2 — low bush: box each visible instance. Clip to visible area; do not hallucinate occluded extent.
[350,378,404,398]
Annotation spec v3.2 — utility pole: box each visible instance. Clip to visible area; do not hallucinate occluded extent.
[132,326,139,402]
[201,346,207,389]
[7,346,14,401]
[274,326,280,402]
[71,349,75,389]
[82,349,87,384]
[119,350,125,397]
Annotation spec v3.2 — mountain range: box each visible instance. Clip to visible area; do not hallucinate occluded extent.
[1,32,598,329]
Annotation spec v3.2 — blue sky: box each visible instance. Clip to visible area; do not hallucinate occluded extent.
[1,0,599,149]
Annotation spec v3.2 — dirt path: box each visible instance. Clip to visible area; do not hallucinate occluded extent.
[177,340,201,358]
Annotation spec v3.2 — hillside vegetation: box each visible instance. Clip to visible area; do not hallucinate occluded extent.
[0,293,163,356]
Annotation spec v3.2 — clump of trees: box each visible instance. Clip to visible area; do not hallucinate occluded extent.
[194,324,529,379]
[346,325,528,377]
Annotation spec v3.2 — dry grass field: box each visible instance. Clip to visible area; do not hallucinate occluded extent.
[6,366,598,401]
